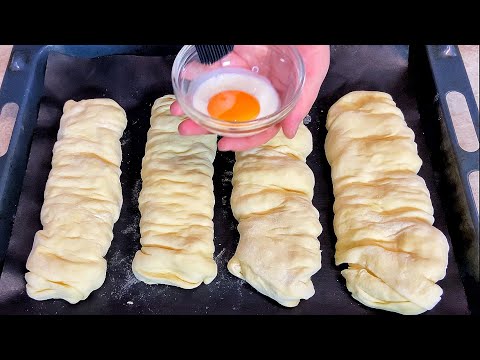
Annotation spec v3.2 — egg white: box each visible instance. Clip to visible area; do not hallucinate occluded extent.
[190,68,280,119]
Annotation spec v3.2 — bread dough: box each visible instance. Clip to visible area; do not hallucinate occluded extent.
[131,95,217,288]
[325,91,449,315]
[25,99,127,304]
[227,124,322,307]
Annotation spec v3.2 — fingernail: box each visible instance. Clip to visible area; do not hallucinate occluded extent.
[177,121,188,134]
[283,128,295,139]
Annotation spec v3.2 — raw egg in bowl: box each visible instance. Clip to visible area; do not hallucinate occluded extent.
[171,45,305,137]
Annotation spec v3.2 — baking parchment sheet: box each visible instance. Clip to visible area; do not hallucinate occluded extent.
[0,46,470,314]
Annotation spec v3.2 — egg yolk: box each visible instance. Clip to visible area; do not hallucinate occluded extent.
[207,90,260,122]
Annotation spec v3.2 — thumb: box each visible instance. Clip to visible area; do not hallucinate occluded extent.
[281,115,303,139]
[281,103,310,139]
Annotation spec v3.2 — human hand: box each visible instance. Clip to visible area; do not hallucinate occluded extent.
[170,45,330,151]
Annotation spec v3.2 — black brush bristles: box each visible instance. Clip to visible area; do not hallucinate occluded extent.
[196,45,234,65]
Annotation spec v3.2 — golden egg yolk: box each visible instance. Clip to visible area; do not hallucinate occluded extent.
[207,90,260,122]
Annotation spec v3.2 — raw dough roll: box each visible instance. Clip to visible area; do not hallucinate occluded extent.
[227,124,322,307]
[25,98,127,304]
[325,91,449,315]
[132,95,217,288]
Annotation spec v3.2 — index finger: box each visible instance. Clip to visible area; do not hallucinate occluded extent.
[218,125,281,152]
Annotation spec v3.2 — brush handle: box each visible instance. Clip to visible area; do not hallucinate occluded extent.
[195,45,234,65]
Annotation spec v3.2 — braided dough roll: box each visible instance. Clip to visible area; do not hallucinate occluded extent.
[227,124,322,307]
[25,99,127,304]
[132,95,217,288]
[325,91,449,315]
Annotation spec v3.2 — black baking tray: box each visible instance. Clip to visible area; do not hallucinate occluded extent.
[0,45,478,315]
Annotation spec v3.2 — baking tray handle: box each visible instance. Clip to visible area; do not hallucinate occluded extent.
[427,45,479,279]
[0,49,34,156]
[0,45,47,260]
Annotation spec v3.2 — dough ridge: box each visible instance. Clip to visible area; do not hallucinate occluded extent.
[228,124,322,307]
[25,98,127,304]
[325,91,449,315]
[131,95,218,289]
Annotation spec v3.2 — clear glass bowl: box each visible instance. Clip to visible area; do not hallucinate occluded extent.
[171,45,305,137]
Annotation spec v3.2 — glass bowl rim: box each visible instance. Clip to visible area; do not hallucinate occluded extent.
[171,44,306,126]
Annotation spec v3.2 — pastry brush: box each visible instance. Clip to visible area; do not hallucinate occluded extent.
[195,45,234,65]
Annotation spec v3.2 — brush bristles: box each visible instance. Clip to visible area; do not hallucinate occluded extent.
[196,45,234,65]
